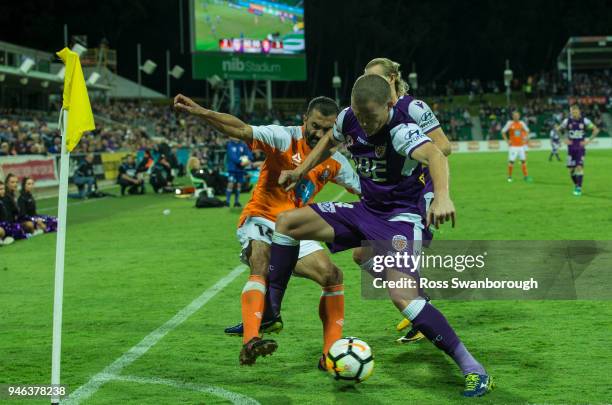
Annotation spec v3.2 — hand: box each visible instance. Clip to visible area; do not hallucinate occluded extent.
[580,140,588,147]
[427,196,456,229]
[174,94,205,115]
[240,160,251,167]
[278,169,302,191]
[563,139,571,145]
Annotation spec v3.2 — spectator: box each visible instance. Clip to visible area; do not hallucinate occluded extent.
[69,154,97,199]
[0,181,17,245]
[117,154,145,196]
[18,177,57,234]
[149,154,174,193]
[3,174,41,237]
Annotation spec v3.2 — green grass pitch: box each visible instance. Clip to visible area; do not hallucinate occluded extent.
[194,0,301,52]
[1,150,612,404]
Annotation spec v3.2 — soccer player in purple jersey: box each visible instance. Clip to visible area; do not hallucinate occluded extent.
[356,57,452,344]
[264,74,492,397]
[558,105,600,196]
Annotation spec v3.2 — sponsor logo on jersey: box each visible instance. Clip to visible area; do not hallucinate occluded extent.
[317,201,336,213]
[375,144,386,158]
[404,129,421,141]
[318,167,331,182]
[392,235,408,252]
[356,136,372,146]
[421,111,434,122]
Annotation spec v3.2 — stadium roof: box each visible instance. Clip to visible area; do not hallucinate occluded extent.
[81,66,166,99]
[557,36,612,71]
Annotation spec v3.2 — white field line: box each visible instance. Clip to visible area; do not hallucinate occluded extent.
[63,265,248,404]
[106,374,260,405]
[62,188,348,404]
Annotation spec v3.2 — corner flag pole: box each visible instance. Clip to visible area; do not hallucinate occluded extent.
[51,108,70,405]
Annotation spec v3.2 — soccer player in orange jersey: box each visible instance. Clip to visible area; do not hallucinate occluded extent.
[501,111,532,182]
[174,94,360,367]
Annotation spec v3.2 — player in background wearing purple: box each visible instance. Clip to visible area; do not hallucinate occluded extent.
[558,105,600,196]
[267,75,493,397]
[353,57,451,344]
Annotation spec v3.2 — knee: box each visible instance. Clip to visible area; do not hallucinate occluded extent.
[316,262,343,287]
[23,221,34,233]
[247,243,270,278]
[352,248,365,266]
[0,227,5,238]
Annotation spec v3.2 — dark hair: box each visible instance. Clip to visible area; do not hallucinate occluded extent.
[306,96,339,117]
[351,74,392,106]
[21,176,32,194]
[5,173,16,184]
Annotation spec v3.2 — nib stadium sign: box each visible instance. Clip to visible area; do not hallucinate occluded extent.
[192,53,306,81]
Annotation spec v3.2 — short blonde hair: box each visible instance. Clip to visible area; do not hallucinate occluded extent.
[365,57,409,97]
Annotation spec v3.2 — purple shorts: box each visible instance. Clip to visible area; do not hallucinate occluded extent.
[310,201,424,253]
[22,215,58,233]
[567,147,585,168]
[0,221,27,239]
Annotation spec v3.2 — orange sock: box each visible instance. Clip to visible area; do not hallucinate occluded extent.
[241,275,266,344]
[521,162,528,177]
[508,163,513,177]
[319,284,345,355]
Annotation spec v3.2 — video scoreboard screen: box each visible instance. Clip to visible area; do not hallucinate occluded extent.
[193,0,305,55]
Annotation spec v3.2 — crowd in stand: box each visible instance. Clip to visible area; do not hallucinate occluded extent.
[1,69,611,155]
[419,69,612,99]
[0,174,57,247]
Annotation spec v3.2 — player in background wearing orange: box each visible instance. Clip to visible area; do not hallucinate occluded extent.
[501,111,532,182]
[174,94,360,367]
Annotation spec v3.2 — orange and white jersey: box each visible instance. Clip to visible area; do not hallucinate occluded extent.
[239,125,360,227]
[501,120,530,146]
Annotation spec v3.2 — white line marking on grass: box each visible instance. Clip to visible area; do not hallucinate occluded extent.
[38,198,101,213]
[63,265,248,404]
[106,374,260,405]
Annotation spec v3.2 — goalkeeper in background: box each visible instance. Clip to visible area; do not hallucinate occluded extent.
[226,138,253,207]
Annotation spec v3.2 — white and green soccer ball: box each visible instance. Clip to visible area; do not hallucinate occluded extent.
[325,337,374,383]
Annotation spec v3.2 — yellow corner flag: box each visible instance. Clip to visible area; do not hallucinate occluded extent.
[56,47,95,152]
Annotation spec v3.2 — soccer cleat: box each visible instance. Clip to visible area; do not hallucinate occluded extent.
[317,354,327,372]
[463,373,494,397]
[396,318,411,332]
[224,316,284,336]
[396,327,425,344]
[507,177,513,183]
[573,187,582,196]
[239,337,278,365]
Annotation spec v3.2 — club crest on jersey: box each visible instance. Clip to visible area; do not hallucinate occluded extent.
[392,235,409,252]
[318,167,331,182]
[375,144,386,158]
[292,153,302,166]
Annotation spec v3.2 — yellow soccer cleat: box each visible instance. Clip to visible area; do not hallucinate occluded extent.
[396,318,412,332]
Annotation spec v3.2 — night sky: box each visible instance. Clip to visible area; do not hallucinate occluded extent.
[1,0,611,100]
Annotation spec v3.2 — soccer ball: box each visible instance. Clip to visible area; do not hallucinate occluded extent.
[325,337,374,383]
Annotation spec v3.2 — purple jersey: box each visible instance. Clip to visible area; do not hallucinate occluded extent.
[560,116,594,150]
[332,104,431,218]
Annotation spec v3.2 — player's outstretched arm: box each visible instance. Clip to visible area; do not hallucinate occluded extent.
[278,131,338,191]
[412,142,455,229]
[428,128,452,156]
[173,94,253,141]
